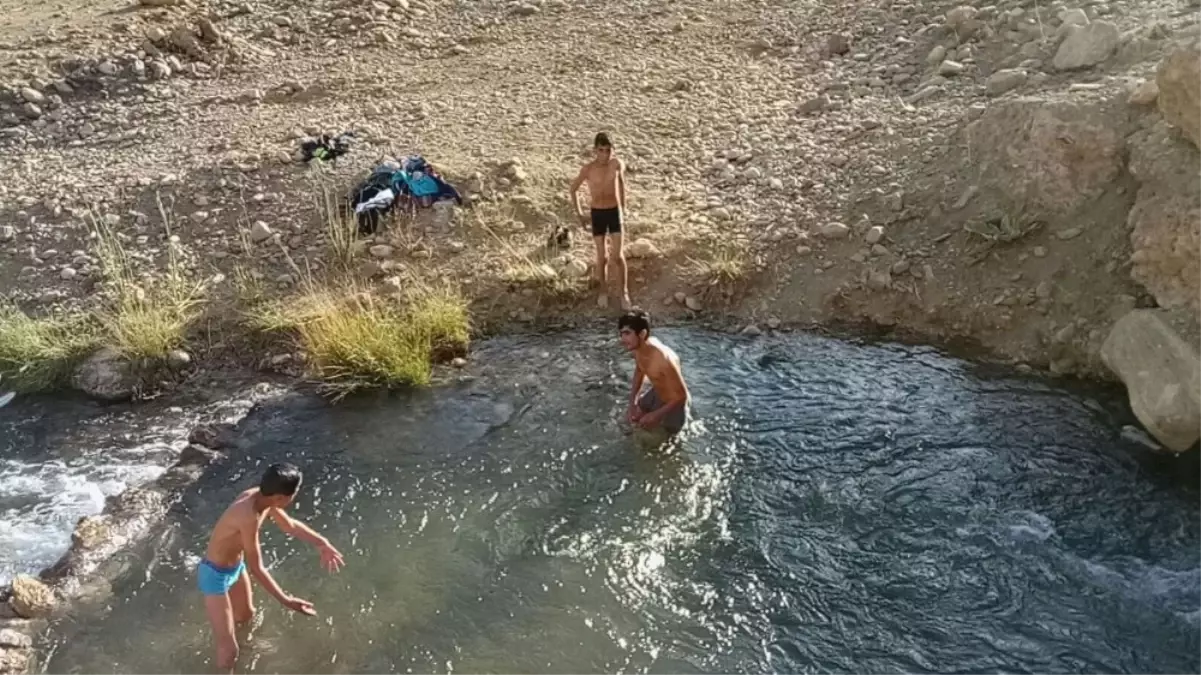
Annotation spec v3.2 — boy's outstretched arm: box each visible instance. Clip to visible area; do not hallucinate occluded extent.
[240,520,314,615]
[270,508,345,572]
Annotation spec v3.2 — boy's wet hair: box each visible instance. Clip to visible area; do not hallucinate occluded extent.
[594,132,612,148]
[260,463,303,497]
[618,309,650,335]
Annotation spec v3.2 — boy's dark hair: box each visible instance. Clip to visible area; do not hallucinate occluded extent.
[260,463,303,497]
[594,132,612,148]
[618,309,650,335]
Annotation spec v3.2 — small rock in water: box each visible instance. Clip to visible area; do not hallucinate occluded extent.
[1056,227,1083,240]
[767,317,781,329]
[864,225,884,244]
[684,296,703,311]
[451,357,468,368]
[179,444,223,466]
[741,324,763,336]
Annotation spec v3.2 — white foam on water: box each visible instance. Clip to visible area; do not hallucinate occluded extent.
[0,450,171,586]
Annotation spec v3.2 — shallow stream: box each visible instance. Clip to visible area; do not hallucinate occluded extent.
[19,330,1201,673]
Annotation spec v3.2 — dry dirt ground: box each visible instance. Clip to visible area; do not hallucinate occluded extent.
[0,0,1198,379]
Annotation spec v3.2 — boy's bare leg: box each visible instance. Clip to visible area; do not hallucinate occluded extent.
[593,235,609,308]
[610,233,630,309]
[204,594,238,674]
[230,569,255,625]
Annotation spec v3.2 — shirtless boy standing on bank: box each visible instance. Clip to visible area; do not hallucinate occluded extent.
[619,310,690,435]
[199,463,344,672]
[569,132,631,310]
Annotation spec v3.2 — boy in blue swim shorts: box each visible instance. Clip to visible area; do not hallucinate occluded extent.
[200,463,344,672]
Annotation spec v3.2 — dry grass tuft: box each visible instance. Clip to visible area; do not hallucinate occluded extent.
[91,202,207,360]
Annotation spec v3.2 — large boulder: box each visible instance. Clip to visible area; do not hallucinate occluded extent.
[72,347,139,402]
[1156,43,1201,149]
[966,95,1129,217]
[1052,21,1120,71]
[1127,122,1201,314]
[9,574,56,618]
[1101,310,1201,452]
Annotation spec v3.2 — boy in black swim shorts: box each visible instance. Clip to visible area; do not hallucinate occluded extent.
[569,132,631,310]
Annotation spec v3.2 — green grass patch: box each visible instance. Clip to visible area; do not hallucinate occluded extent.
[249,280,470,398]
[0,305,97,392]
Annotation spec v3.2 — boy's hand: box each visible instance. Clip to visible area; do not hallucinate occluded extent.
[636,411,662,429]
[285,596,317,616]
[319,542,345,573]
[627,404,644,425]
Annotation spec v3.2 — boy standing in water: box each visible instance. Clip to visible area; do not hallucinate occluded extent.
[618,310,690,435]
[199,463,344,672]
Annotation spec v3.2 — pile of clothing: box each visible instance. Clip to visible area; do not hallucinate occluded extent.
[349,155,463,235]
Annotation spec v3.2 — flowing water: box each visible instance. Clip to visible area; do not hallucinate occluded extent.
[0,397,210,586]
[27,330,1201,674]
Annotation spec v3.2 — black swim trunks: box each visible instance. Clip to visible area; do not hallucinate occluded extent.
[590,207,622,237]
[637,387,688,434]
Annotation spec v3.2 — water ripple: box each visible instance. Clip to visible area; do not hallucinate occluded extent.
[33,330,1201,674]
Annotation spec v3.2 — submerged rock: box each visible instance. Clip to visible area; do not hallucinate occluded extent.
[188,422,238,450]
[178,443,224,466]
[1101,309,1201,452]
[9,575,56,619]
